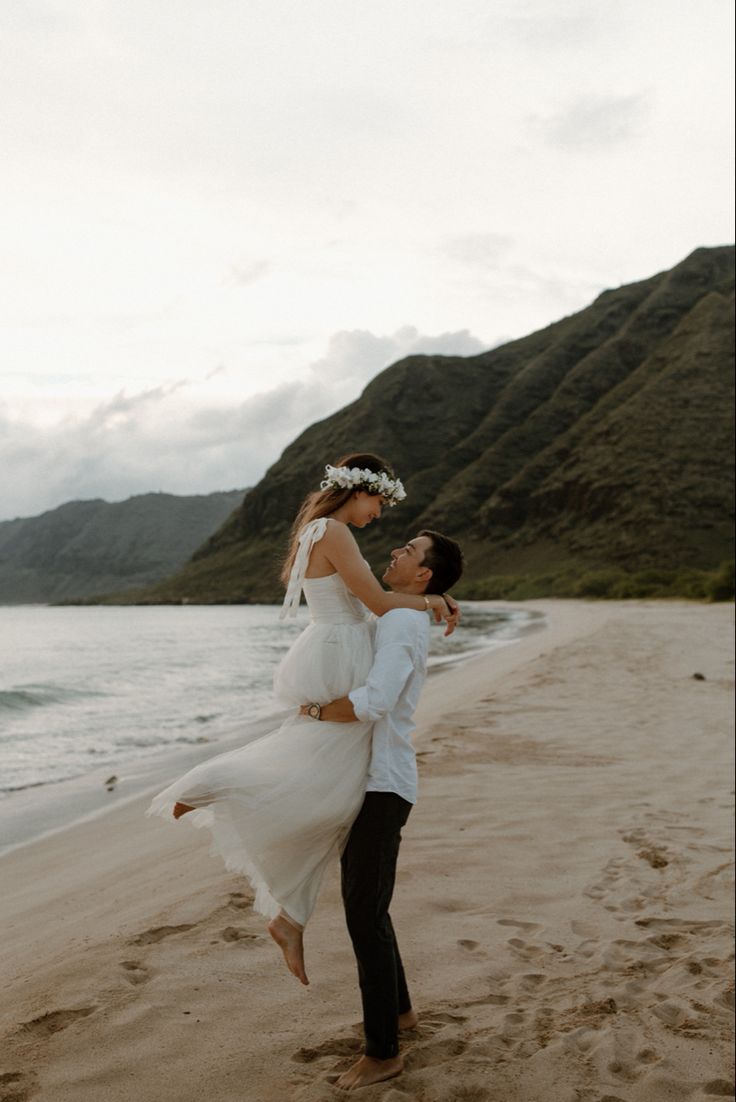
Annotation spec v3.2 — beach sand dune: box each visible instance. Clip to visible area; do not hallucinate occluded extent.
[1,600,733,1102]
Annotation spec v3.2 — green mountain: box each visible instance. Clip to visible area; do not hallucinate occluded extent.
[103,245,735,604]
[0,490,246,602]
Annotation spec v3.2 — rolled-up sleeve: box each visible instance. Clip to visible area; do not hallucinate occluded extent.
[349,613,418,722]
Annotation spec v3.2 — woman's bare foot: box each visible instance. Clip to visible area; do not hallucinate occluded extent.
[267,915,309,986]
[398,1008,418,1031]
[336,1055,403,1091]
[173,802,194,820]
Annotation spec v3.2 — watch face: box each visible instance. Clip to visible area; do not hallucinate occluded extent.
[308,704,320,719]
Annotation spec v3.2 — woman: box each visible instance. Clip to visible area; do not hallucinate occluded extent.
[148,454,454,984]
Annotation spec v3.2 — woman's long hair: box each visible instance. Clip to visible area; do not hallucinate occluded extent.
[280,452,394,586]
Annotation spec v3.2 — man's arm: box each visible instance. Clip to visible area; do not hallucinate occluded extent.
[299,697,357,723]
[301,611,420,725]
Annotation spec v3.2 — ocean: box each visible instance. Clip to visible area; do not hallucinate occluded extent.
[0,602,543,851]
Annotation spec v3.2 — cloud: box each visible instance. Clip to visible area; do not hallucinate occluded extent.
[502,8,602,50]
[0,325,490,520]
[225,259,271,287]
[442,233,514,269]
[85,382,190,432]
[535,93,650,150]
[437,234,604,335]
[309,326,487,384]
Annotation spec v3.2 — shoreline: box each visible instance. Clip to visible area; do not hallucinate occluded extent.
[1,599,733,1102]
[0,601,544,856]
[0,709,290,859]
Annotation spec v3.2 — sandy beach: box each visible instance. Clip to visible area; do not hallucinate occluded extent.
[1,599,733,1102]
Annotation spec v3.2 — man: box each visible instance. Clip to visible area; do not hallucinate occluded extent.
[300,529,464,1091]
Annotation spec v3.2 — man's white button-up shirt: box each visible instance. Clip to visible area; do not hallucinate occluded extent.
[348,608,430,805]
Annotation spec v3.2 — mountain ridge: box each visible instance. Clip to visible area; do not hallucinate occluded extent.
[0,489,246,602]
[59,245,736,603]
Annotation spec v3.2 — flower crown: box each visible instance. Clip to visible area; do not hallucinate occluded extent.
[320,464,406,506]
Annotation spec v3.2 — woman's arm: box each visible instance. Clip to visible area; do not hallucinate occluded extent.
[320,520,453,623]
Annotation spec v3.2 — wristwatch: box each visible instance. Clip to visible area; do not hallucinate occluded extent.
[306,702,322,721]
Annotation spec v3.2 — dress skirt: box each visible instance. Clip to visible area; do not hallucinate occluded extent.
[147,615,374,927]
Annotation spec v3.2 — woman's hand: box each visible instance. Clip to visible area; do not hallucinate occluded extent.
[426,593,461,637]
[443,593,461,636]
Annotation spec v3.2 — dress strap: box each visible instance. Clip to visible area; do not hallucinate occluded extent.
[279,518,329,619]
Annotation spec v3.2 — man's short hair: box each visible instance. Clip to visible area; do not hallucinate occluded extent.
[418,530,464,595]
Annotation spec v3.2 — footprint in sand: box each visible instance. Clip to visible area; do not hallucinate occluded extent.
[463,992,510,1007]
[694,860,735,894]
[348,1009,468,1041]
[417,1011,469,1031]
[651,1000,688,1028]
[457,938,482,954]
[432,898,468,914]
[16,1007,96,1039]
[532,1005,555,1038]
[119,960,152,986]
[0,1070,40,1102]
[646,932,684,951]
[584,856,628,902]
[571,919,598,938]
[636,847,670,869]
[506,937,547,962]
[497,918,541,933]
[291,1036,362,1063]
[576,937,600,960]
[128,924,195,946]
[402,1034,468,1070]
[703,1081,736,1097]
[560,1025,598,1056]
[617,895,649,913]
[226,892,252,910]
[500,1011,527,1038]
[519,973,546,992]
[622,827,672,869]
[396,1079,491,1102]
[635,917,726,934]
[714,987,735,1012]
[586,847,666,912]
[220,927,263,945]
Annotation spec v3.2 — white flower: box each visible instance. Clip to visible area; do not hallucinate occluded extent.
[319,464,406,505]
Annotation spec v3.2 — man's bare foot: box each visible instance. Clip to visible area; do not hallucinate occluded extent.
[267,915,309,986]
[173,802,194,820]
[336,1054,403,1091]
[398,1009,418,1031]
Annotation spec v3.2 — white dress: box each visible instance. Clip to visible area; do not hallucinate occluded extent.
[147,519,375,927]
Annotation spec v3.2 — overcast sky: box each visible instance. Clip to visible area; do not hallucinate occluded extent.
[1,0,733,520]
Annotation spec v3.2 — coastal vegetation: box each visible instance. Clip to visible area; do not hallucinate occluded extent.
[456,560,735,601]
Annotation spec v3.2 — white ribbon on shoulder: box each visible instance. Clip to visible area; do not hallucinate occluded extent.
[279,517,329,619]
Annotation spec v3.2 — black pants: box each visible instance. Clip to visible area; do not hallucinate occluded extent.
[340,791,413,1060]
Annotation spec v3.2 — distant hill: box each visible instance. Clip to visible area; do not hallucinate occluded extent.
[0,490,246,602]
[96,245,735,604]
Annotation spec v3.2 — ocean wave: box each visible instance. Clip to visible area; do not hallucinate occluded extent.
[0,684,104,712]
[0,779,47,794]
